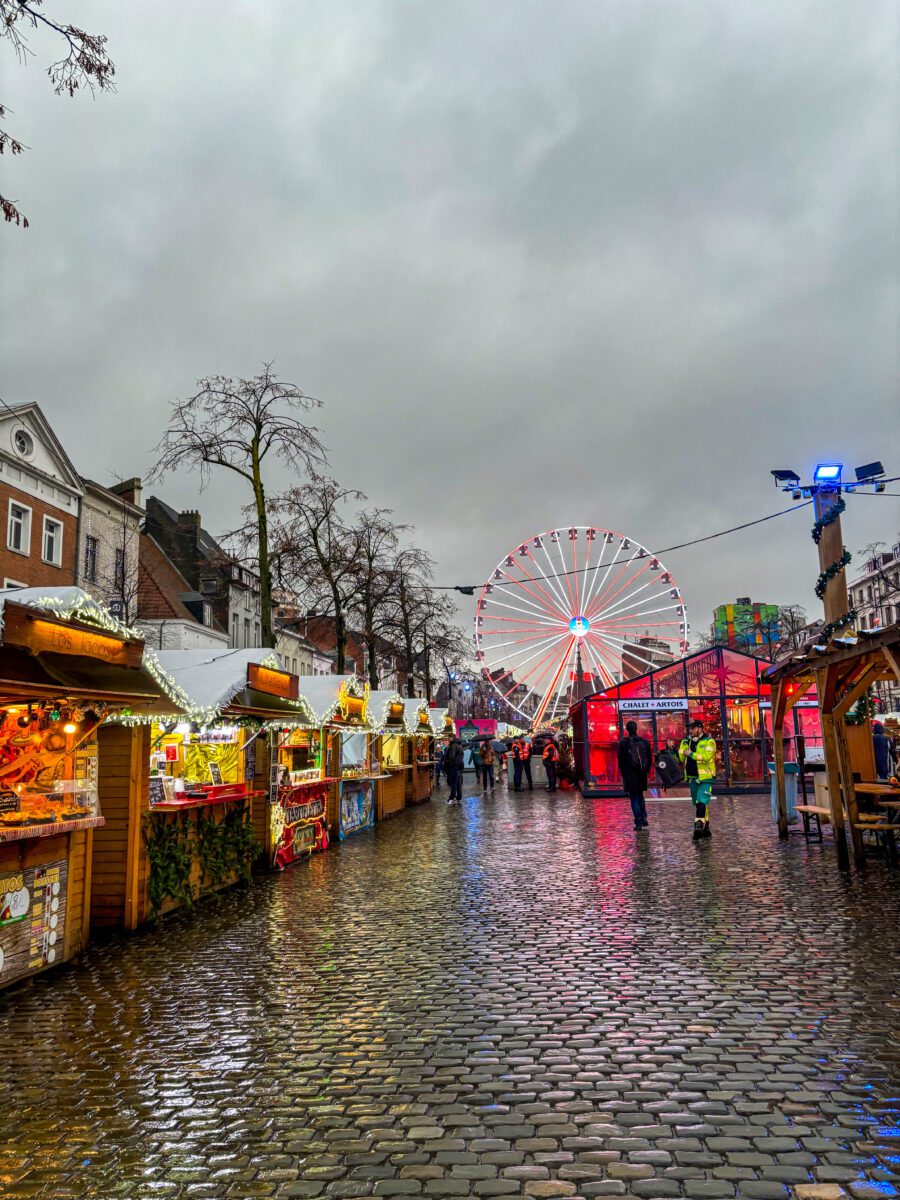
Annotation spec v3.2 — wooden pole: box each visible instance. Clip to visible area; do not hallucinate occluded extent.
[816,666,850,870]
[814,489,850,627]
[772,681,789,838]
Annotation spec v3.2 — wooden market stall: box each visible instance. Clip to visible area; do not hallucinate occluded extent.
[403,698,437,805]
[0,588,169,989]
[265,676,358,870]
[285,676,374,842]
[369,691,408,821]
[766,623,900,869]
[94,648,306,926]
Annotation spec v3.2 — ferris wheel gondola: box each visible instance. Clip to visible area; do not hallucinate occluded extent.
[474,526,688,725]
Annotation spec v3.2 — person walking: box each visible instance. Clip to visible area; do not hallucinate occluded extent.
[444,737,464,805]
[469,740,483,787]
[434,740,447,787]
[617,720,652,830]
[542,739,560,793]
[873,721,891,780]
[679,719,716,839]
[512,737,534,791]
[480,740,496,791]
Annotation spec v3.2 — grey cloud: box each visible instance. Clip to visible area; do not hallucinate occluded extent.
[1,0,897,642]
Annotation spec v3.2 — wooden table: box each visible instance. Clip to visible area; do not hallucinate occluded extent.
[854,786,900,863]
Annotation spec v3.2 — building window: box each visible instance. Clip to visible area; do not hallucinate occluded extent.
[42,517,63,566]
[200,577,217,594]
[7,501,31,555]
[3,578,26,590]
[114,548,126,591]
[232,612,240,647]
[83,535,98,582]
[254,620,260,645]
[202,602,212,627]
[13,429,34,458]
[244,617,251,646]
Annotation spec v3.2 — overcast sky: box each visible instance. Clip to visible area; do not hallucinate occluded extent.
[2,0,897,645]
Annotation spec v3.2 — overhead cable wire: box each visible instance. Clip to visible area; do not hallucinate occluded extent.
[437,499,816,594]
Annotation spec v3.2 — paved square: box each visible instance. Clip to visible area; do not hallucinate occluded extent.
[1,786,899,1198]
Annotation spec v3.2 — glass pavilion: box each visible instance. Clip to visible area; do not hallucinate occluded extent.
[569,646,822,797]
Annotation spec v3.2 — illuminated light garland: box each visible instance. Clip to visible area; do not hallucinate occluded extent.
[1,588,196,719]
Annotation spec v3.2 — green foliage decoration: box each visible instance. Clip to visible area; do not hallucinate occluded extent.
[143,813,196,922]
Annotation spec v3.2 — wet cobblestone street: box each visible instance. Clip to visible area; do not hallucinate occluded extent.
[2,785,900,1200]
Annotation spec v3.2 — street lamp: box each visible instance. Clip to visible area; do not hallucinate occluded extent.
[771,460,891,638]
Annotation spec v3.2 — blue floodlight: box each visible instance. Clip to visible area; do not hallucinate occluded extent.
[464,682,471,692]
[814,463,842,483]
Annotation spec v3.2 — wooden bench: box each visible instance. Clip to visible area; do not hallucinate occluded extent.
[853,822,900,864]
[796,804,831,843]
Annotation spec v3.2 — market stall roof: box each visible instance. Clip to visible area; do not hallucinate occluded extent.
[154,647,312,725]
[367,689,406,732]
[762,623,900,685]
[402,697,431,733]
[294,674,359,725]
[0,586,181,710]
[429,707,454,736]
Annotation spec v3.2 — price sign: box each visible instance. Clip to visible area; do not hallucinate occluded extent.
[208,762,223,786]
[0,791,19,814]
[148,777,166,806]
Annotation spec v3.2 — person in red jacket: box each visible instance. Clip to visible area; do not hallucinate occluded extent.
[542,739,560,793]
[511,737,533,791]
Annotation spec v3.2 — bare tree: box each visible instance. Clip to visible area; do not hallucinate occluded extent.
[350,508,405,689]
[150,365,326,646]
[2,1,115,228]
[777,603,809,654]
[386,547,437,697]
[269,477,364,674]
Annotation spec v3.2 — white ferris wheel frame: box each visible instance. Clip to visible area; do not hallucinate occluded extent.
[473,525,688,724]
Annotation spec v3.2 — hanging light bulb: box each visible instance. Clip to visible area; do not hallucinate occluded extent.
[63,723,77,735]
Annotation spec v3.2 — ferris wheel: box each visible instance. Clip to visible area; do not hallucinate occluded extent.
[474,526,688,725]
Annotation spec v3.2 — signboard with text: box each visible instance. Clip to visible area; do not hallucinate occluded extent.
[271,781,329,869]
[1,603,143,669]
[247,662,299,702]
[618,698,689,713]
[0,860,68,987]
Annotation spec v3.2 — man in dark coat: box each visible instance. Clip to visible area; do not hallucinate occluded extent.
[617,720,653,830]
[444,738,465,805]
[873,722,891,780]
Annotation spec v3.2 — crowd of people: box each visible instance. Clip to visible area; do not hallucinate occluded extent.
[433,733,563,806]
[432,714,898,837]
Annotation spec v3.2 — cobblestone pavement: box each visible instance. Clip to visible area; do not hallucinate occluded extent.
[2,784,900,1200]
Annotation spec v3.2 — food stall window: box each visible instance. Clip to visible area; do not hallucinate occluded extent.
[0,703,101,830]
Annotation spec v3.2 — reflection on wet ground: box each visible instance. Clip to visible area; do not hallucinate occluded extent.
[1,785,899,1198]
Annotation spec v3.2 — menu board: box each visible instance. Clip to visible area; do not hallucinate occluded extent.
[0,860,68,987]
[148,777,166,806]
[270,779,329,870]
[0,791,19,814]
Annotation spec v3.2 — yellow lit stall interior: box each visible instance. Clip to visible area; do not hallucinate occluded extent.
[150,723,243,787]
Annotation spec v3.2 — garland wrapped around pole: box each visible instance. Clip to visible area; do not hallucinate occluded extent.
[811,497,854,642]
[811,495,845,544]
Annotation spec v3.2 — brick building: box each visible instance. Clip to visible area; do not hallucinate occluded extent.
[144,496,262,649]
[136,532,228,652]
[0,403,82,591]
